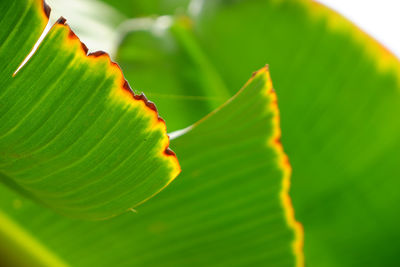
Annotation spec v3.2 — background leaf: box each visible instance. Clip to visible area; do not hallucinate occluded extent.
[97,0,191,17]
[113,0,400,265]
[116,17,230,131]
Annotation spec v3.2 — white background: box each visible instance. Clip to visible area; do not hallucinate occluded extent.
[317,0,400,59]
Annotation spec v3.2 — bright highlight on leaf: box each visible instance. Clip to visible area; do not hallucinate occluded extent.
[0,0,180,220]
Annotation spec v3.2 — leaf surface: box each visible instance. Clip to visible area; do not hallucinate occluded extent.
[0,67,302,266]
[0,0,180,220]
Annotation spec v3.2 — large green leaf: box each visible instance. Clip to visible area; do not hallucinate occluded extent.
[0,67,302,266]
[0,0,180,220]
[114,0,400,266]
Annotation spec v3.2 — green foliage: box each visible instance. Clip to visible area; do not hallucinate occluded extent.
[1,0,399,266]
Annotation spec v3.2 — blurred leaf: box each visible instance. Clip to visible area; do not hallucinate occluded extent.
[97,0,191,17]
[0,0,180,220]
[115,0,400,265]
[0,67,302,266]
[116,17,230,130]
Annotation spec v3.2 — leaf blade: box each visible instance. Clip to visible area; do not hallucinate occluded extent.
[0,0,180,220]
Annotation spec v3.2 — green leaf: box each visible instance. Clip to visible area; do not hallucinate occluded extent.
[0,0,180,220]
[115,0,400,265]
[0,67,302,266]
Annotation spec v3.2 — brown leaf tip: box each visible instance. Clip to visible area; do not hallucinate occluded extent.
[164,148,176,157]
[273,136,282,146]
[122,80,131,92]
[42,0,51,19]
[88,50,107,58]
[133,93,158,113]
[120,79,162,118]
[66,28,88,55]
[80,42,89,55]
[56,16,67,25]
